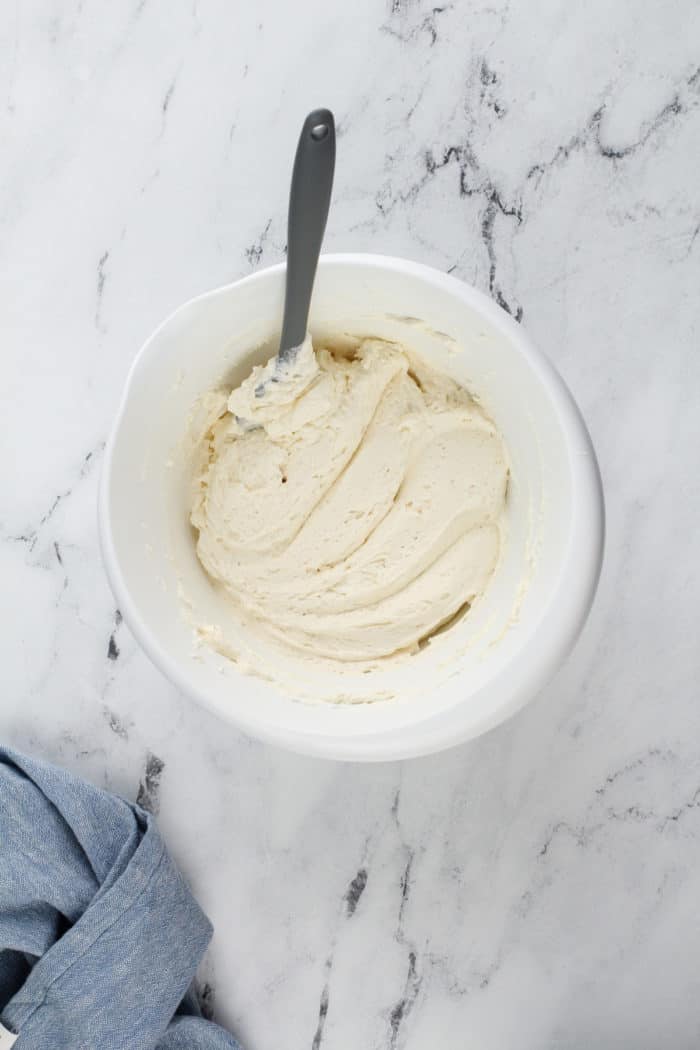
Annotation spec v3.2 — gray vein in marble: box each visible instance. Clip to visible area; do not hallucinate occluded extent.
[661,787,700,829]
[417,745,700,1005]
[162,78,177,117]
[480,188,523,319]
[41,486,72,528]
[310,956,331,1050]
[373,60,699,321]
[159,65,182,140]
[686,220,700,257]
[81,447,100,476]
[7,494,70,552]
[377,140,524,316]
[136,752,165,814]
[387,788,423,1045]
[527,64,700,186]
[103,707,129,741]
[96,252,109,332]
[391,789,416,934]
[538,819,593,859]
[53,540,69,596]
[245,218,272,268]
[407,82,430,126]
[594,747,676,797]
[4,445,103,553]
[381,3,452,47]
[5,530,36,550]
[310,837,375,1046]
[388,949,422,1050]
[398,850,413,928]
[537,747,700,859]
[479,59,506,120]
[343,866,368,918]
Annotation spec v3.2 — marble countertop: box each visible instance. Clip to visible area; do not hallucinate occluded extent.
[2,1,700,1047]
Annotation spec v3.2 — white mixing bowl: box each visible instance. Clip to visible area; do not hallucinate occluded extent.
[99,254,604,761]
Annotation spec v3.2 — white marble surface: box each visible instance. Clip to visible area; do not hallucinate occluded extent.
[2,1,700,1046]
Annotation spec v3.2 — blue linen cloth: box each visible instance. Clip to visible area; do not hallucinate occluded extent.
[0,746,241,1050]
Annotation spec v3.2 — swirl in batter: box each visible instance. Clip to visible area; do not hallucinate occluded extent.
[190,335,508,664]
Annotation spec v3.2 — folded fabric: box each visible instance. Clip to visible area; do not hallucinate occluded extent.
[0,746,241,1050]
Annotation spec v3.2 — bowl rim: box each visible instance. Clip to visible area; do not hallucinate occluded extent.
[99,252,604,761]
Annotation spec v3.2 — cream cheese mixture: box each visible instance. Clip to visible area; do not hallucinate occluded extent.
[190,335,509,668]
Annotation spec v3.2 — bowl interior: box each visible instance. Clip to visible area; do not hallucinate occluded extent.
[101,255,602,758]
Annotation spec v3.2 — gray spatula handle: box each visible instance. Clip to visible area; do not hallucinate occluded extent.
[279,108,336,360]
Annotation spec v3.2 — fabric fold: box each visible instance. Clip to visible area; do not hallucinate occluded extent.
[0,746,241,1050]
